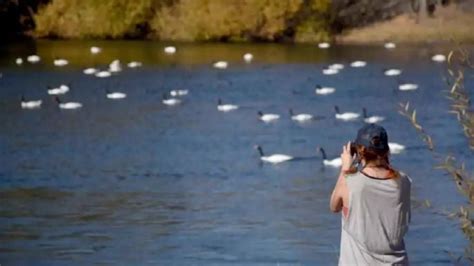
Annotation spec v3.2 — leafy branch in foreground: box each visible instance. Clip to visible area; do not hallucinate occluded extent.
[398,47,474,262]
[398,101,434,150]
[445,49,474,150]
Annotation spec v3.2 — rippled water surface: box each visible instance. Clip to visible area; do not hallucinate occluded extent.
[0,40,473,265]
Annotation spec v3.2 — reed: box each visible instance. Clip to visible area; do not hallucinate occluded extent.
[398,47,474,262]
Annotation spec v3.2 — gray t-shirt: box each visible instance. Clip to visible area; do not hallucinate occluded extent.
[339,171,411,266]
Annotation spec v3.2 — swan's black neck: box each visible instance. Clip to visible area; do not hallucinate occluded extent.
[334,106,340,114]
[258,111,263,117]
[257,146,264,157]
[289,109,294,116]
[316,84,321,89]
[55,96,61,104]
[162,93,168,100]
[319,148,327,160]
[362,108,368,118]
[218,99,223,105]
[21,95,25,102]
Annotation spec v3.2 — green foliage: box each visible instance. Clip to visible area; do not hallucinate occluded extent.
[34,0,331,42]
[35,0,163,38]
[151,0,299,41]
[151,0,330,42]
[294,0,331,43]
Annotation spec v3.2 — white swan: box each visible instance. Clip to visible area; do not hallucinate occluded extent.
[319,147,342,167]
[217,99,239,112]
[95,71,111,78]
[384,42,396,49]
[389,142,405,154]
[289,109,313,122]
[334,106,360,121]
[213,61,228,69]
[363,108,385,123]
[398,83,418,91]
[16,58,23,65]
[322,68,339,75]
[106,90,127,100]
[47,84,69,95]
[162,93,181,106]
[109,60,122,73]
[318,42,330,49]
[55,97,82,109]
[21,96,42,109]
[258,111,280,122]
[127,61,142,68]
[243,53,253,63]
[384,69,402,76]
[315,85,335,95]
[90,46,102,54]
[350,61,367,68]
[255,145,293,164]
[54,59,68,67]
[432,54,446,62]
[47,86,62,95]
[27,55,40,63]
[329,63,344,70]
[59,84,70,91]
[164,46,176,54]
[170,89,189,97]
[83,68,98,75]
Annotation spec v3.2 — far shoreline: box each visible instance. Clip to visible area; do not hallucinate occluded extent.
[9,37,473,46]
[335,5,474,46]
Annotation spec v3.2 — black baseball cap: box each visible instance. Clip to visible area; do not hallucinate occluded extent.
[353,124,389,151]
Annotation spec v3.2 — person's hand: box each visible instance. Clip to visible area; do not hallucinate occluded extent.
[340,141,353,172]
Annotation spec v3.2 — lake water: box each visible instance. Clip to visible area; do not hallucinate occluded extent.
[0,40,472,265]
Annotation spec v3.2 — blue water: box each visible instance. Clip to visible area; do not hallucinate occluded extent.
[0,40,472,265]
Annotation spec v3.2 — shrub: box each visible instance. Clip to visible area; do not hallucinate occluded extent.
[35,0,162,39]
[34,0,331,42]
[150,0,304,41]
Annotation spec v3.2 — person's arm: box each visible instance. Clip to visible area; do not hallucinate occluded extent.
[329,141,352,213]
[330,172,346,212]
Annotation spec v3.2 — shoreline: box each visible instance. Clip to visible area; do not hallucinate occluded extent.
[4,5,474,46]
[3,36,474,46]
[8,36,474,46]
[335,5,474,45]
[3,1,474,46]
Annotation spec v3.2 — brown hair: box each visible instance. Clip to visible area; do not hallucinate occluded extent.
[344,145,400,179]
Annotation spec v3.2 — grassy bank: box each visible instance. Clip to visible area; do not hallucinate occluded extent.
[337,5,474,44]
[34,0,331,42]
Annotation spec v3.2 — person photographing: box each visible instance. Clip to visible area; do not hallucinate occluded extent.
[330,124,411,265]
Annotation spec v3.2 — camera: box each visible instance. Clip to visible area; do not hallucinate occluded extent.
[350,142,357,156]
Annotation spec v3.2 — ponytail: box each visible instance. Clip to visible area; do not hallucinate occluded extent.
[343,145,400,179]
